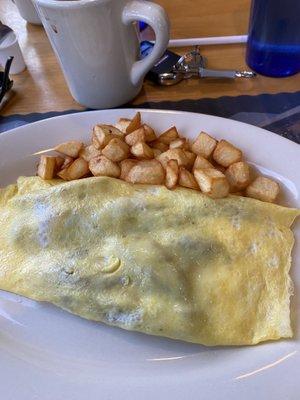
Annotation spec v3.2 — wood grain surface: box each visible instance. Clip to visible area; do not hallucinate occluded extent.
[1,0,299,116]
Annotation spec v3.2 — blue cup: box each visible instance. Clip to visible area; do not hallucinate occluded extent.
[246,0,300,77]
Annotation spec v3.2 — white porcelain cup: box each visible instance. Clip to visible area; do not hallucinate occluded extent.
[33,0,169,109]
[12,0,42,25]
[0,31,26,74]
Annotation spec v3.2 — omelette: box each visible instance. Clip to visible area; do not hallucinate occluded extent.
[0,176,299,346]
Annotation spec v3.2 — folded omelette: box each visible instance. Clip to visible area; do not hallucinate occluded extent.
[0,176,299,346]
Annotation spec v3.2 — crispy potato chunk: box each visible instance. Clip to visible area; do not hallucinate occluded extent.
[191,132,217,158]
[225,161,250,191]
[165,159,179,189]
[55,156,65,170]
[65,158,89,180]
[89,155,120,178]
[158,126,179,144]
[151,140,169,152]
[126,112,141,134]
[92,135,100,149]
[213,139,242,167]
[125,127,146,146]
[54,140,83,158]
[57,168,69,181]
[143,124,157,142]
[246,176,279,203]
[193,155,214,171]
[79,144,101,162]
[102,138,130,162]
[178,167,199,190]
[169,138,188,150]
[153,148,162,158]
[120,159,138,180]
[93,125,124,149]
[194,168,229,198]
[37,156,56,180]
[131,141,154,159]
[183,151,196,171]
[61,156,73,170]
[156,148,189,169]
[115,118,131,133]
[126,160,165,185]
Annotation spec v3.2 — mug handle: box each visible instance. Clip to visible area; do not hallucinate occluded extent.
[122,0,169,86]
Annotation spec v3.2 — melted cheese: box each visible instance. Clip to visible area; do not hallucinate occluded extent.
[0,176,298,345]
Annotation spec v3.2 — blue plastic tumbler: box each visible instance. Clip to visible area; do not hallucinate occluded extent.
[246,0,300,77]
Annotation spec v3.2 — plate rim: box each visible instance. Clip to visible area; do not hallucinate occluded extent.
[1,108,299,150]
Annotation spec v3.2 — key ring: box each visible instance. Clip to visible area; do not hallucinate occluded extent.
[158,46,206,85]
[157,46,256,85]
[174,46,207,76]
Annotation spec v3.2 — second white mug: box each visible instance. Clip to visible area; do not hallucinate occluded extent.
[13,0,42,25]
[34,0,169,109]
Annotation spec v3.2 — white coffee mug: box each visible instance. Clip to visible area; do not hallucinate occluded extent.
[0,31,26,74]
[33,0,169,109]
[12,0,42,25]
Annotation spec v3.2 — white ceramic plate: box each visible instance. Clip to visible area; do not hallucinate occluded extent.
[0,109,299,400]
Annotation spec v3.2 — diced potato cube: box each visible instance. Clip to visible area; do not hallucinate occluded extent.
[184,139,191,151]
[169,138,187,150]
[156,148,189,168]
[102,138,130,162]
[120,159,138,180]
[183,151,196,171]
[89,155,120,178]
[165,159,179,189]
[55,156,65,170]
[92,134,100,150]
[57,168,69,181]
[151,140,169,152]
[191,132,217,158]
[153,148,162,158]
[131,141,154,159]
[194,168,229,198]
[193,155,214,171]
[37,156,56,180]
[143,124,157,142]
[158,126,179,144]
[126,112,141,134]
[246,176,279,203]
[213,139,242,167]
[115,118,131,133]
[93,125,124,149]
[54,140,83,158]
[179,167,199,190]
[65,158,89,180]
[79,144,101,162]
[225,161,250,191]
[125,127,146,146]
[126,160,165,185]
[61,156,73,170]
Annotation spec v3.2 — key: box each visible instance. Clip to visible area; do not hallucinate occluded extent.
[198,68,256,79]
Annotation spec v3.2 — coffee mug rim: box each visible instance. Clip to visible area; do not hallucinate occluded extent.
[34,0,112,10]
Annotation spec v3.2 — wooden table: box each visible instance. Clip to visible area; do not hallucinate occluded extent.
[1,0,299,116]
